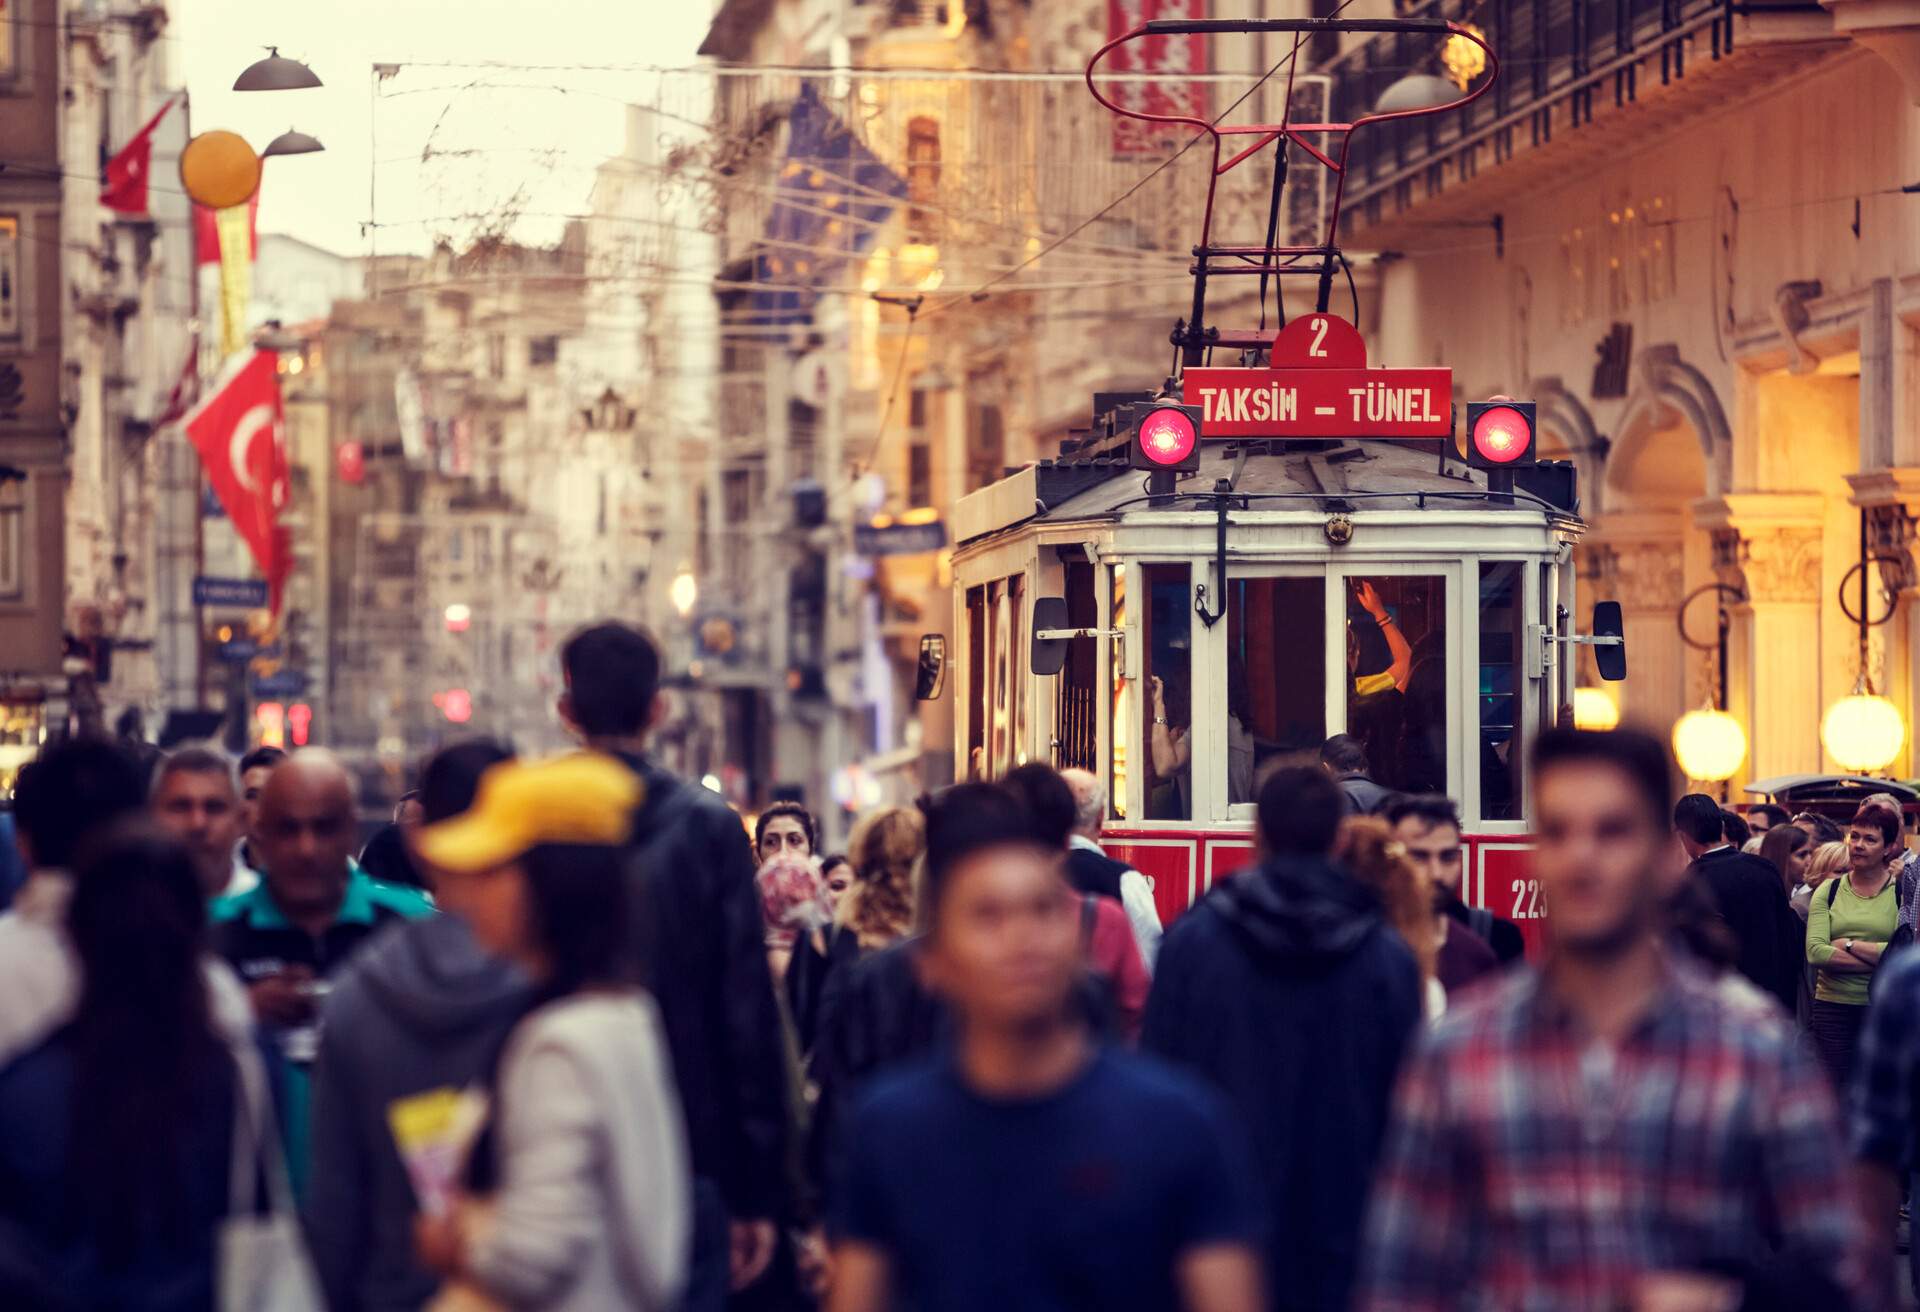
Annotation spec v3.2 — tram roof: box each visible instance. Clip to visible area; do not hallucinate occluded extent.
[954,440,1580,546]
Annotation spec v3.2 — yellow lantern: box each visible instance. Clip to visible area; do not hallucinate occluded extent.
[1821,678,1906,773]
[1672,705,1747,783]
[179,130,262,209]
[1573,687,1620,731]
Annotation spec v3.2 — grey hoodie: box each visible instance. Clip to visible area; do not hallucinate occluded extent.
[305,914,530,1312]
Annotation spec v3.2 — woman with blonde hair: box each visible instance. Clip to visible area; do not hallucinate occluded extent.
[1333,816,1441,1015]
[1797,840,1851,921]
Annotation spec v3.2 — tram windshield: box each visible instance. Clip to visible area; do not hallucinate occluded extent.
[1227,577,1324,792]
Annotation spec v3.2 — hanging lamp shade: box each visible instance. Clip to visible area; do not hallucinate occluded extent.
[233,48,323,92]
[1822,675,1906,773]
[1672,705,1747,783]
[1371,73,1459,114]
[262,129,324,158]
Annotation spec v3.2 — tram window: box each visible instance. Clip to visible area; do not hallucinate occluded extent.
[1345,576,1448,797]
[966,584,986,780]
[1055,561,1097,772]
[1478,562,1525,821]
[1228,578,1325,801]
[1143,563,1193,820]
[1108,565,1129,820]
[1007,574,1026,769]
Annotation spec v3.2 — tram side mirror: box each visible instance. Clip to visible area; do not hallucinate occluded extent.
[1031,597,1069,676]
[1592,601,1627,682]
[915,635,946,701]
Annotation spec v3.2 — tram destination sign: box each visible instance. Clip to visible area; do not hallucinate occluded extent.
[1180,312,1452,440]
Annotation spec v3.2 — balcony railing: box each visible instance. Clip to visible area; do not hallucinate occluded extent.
[1322,0,1763,227]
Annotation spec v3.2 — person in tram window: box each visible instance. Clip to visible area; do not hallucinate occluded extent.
[1148,669,1193,821]
[1346,581,1412,788]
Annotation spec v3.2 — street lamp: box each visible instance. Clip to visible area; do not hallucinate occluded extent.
[233,48,323,92]
[1372,73,1460,114]
[1672,582,1748,787]
[670,567,698,618]
[1572,687,1620,731]
[1822,510,1907,773]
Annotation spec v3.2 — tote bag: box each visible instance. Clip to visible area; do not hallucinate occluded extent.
[219,1041,325,1312]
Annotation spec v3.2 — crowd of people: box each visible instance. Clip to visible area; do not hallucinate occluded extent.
[0,616,1915,1310]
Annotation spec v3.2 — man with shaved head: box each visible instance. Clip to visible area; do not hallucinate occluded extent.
[210,749,433,1193]
[1062,767,1163,969]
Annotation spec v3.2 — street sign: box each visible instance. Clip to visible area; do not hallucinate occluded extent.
[1180,312,1452,440]
[253,670,309,697]
[854,520,948,556]
[193,576,267,608]
[218,637,259,662]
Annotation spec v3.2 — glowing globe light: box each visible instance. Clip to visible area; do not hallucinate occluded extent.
[1138,408,1197,467]
[1471,404,1529,464]
[1822,683,1906,773]
[1672,706,1747,783]
[670,568,699,618]
[1572,687,1620,731]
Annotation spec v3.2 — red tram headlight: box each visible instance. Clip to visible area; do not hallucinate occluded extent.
[1130,402,1202,472]
[1466,400,1536,469]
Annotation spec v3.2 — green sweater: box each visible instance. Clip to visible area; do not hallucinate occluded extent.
[1807,872,1900,1005]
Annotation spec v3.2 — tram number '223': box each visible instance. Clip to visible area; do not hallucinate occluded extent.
[1509,878,1547,920]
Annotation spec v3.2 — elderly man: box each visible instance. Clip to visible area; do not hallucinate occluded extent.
[1062,767,1163,969]
[150,745,254,899]
[210,749,433,1194]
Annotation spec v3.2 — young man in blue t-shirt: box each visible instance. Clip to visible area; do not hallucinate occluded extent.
[828,782,1264,1312]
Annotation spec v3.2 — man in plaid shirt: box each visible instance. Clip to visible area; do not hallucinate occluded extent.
[1852,947,1920,1303]
[1359,728,1871,1311]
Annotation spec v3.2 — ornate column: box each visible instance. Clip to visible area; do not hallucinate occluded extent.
[1698,494,1826,781]
[1583,512,1687,736]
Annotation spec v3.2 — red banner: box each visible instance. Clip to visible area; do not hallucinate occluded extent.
[1105,0,1209,158]
[100,98,176,215]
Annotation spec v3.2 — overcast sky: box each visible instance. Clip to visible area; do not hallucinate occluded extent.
[174,1,717,257]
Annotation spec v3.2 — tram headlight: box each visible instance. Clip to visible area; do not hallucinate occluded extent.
[1129,402,1202,473]
[1466,400,1536,469]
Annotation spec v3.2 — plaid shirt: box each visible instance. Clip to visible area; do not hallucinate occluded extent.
[1359,960,1868,1311]
[1853,947,1920,1296]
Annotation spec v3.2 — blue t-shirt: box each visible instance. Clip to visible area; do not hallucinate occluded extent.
[833,1046,1262,1312]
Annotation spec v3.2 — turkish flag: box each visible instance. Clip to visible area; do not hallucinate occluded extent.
[100,98,176,215]
[182,350,291,614]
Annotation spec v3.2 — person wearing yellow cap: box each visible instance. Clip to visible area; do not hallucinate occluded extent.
[411,753,690,1311]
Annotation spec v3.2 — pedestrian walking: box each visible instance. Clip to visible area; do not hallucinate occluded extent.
[0,822,302,1312]
[413,752,689,1312]
[1334,816,1445,1012]
[1806,799,1904,1087]
[1676,792,1803,1012]
[828,782,1265,1312]
[557,622,789,1305]
[1850,946,1920,1305]
[1061,768,1163,969]
[235,744,286,875]
[1359,728,1870,1310]
[794,806,921,1056]
[1002,763,1151,1041]
[1144,767,1421,1312]
[149,745,253,898]
[210,750,435,1196]
[305,738,526,1312]
[0,738,253,1068]
[1747,803,1791,838]
[1757,823,1811,902]
[1383,793,1526,965]
[1797,839,1851,920]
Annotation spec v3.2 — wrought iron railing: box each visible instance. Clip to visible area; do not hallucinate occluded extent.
[1319,0,1742,219]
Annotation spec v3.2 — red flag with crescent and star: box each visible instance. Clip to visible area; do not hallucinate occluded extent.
[100,97,177,215]
[182,349,291,614]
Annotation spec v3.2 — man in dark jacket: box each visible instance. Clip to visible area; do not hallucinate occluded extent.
[305,740,521,1312]
[1675,793,1802,1012]
[1143,766,1422,1312]
[558,622,790,1305]
[1320,735,1390,816]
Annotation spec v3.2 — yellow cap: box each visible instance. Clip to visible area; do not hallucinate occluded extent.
[415,753,643,874]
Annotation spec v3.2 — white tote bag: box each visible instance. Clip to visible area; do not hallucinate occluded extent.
[219,1041,325,1312]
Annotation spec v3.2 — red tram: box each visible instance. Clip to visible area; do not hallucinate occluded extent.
[932,15,1626,952]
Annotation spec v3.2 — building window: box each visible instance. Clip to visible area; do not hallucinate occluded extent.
[966,401,1004,493]
[906,117,941,243]
[0,217,18,339]
[0,475,24,602]
[908,441,932,509]
[528,335,559,366]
